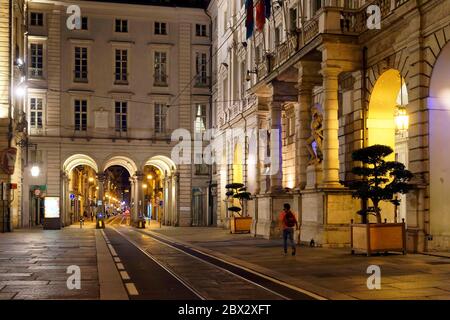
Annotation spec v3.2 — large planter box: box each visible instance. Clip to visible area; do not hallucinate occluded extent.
[230,216,252,234]
[350,222,406,256]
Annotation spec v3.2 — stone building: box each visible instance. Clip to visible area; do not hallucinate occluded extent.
[0,0,26,232]
[208,0,450,252]
[22,0,212,228]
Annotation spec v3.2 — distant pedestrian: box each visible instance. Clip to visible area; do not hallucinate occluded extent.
[279,203,298,256]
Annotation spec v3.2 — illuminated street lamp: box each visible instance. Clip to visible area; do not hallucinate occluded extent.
[143,183,148,189]
[88,177,94,183]
[147,174,153,180]
[30,164,40,177]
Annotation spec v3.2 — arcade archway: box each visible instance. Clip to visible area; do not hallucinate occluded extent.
[429,41,450,248]
[62,154,99,224]
[367,69,409,223]
[143,156,177,226]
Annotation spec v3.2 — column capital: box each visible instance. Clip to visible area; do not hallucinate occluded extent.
[134,171,144,180]
[320,65,342,78]
[96,173,106,182]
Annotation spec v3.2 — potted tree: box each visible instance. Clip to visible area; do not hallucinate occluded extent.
[346,145,413,256]
[225,183,253,233]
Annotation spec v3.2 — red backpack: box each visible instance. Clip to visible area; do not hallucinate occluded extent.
[284,210,296,228]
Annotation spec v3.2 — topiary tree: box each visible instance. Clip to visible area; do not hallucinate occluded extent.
[347,144,413,224]
[225,183,252,217]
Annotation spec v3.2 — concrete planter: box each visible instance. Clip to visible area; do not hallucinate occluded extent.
[350,221,407,256]
[230,216,252,234]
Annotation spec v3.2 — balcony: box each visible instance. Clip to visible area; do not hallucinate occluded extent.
[254,0,412,82]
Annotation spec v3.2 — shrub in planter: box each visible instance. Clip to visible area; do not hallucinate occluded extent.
[225,183,253,233]
[347,144,413,223]
[345,145,413,255]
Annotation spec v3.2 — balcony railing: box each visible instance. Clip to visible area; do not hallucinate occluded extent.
[253,0,411,81]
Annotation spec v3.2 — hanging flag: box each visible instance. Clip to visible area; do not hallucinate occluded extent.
[245,0,254,39]
[264,0,271,19]
[255,0,265,31]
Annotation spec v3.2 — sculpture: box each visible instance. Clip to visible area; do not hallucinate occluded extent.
[305,104,324,164]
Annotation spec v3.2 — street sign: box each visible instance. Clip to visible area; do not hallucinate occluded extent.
[69,193,75,200]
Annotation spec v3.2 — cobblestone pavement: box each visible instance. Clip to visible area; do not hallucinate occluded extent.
[148,225,450,300]
[0,224,99,300]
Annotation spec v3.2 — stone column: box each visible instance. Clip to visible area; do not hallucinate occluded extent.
[269,100,283,193]
[297,85,313,189]
[320,65,342,187]
[96,173,106,216]
[133,171,144,224]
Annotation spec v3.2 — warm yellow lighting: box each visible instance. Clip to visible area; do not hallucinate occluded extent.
[96,186,99,190]
[147,174,153,180]
[394,105,409,132]
[30,165,40,177]
[143,184,148,189]
[88,177,94,182]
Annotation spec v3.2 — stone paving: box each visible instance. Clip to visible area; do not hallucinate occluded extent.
[0,224,99,300]
[148,225,450,300]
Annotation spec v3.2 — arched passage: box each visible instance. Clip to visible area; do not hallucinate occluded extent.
[367,69,408,159]
[143,156,177,226]
[367,69,409,222]
[428,41,450,248]
[62,154,99,225]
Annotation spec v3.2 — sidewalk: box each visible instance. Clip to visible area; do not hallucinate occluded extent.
[0,222,123,300]
[148,225,450,300]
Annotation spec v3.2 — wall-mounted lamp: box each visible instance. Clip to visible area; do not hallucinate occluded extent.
[394,105,409,132]
[246,69,258,82]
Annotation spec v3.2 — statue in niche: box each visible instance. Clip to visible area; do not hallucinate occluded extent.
[305,104,324,165]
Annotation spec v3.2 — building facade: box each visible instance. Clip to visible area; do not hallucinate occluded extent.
[0,0,26,232]
[209,0,450,252]
[22,0,212,228]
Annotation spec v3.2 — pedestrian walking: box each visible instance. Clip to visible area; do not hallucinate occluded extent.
[279,203,299,256]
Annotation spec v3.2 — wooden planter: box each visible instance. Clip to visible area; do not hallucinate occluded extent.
[350,221,406,256]
[230,216,252,234]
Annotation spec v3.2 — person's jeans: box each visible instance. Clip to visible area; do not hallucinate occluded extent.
[283,227,296,253]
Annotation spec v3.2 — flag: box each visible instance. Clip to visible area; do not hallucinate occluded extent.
[245,0,254,39]
[264,0,271,19]
[255,0,265,31]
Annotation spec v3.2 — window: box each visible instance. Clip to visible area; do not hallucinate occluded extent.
[196,24,207,37]
[154,22,167,35]
[154,51,167,86]
[74,47,88,82]
[195,52,208,86]
[289,8,297,32]
[275,27,281,46]
[74,99,87,131]
[194,104,207,133]
[30,43,43,78]
[114,49,128,84]
[81,17,88,30]
[154,103,167,134]
[313,0,322,14]
[115,19,128,33]
[115,101,127,133]
[30,98,43,129]
[30,12,43,26]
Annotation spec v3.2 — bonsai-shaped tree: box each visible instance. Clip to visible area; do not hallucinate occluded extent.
[347,144,413,224]
[225,183,252,217]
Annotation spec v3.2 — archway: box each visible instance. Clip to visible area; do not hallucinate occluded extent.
[428,41,450,249]
[367,69,409,222]
[144,156,177,226]
[62,154,99,225]
[102,156,138,223]
[233,142,244,184]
